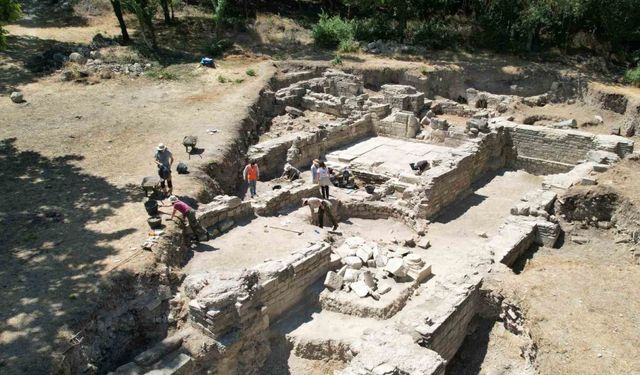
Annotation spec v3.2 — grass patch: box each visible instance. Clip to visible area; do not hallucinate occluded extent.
[145,68,178,80]
[234,78,244,84]
[246,68,256,76]
[217,75,228,83]
[338,39,359,53]
[624,67,640,86]
[331,54,343,66]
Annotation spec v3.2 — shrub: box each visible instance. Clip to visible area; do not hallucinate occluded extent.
[234,78,244,84]
[312,13,353,49]
[338,39,360,53]
[624,67,640,86]
[217,75,227,83]
[245,68,256,76]
[352,16,397,42]
[206,38,232,57]
[408,19,459,50]
[331,54,343,66]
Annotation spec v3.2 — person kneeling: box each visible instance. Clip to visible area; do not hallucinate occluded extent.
[302,197,338,231]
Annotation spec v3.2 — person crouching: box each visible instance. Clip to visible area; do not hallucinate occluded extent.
[167,195,210,242]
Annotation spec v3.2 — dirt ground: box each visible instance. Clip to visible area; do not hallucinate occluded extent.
[483,227,640,375]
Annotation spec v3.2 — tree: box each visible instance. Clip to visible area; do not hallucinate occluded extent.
[109,0,131,44]
[160,0,171,24]
[0,0,21,50]
[210,0,229,39]
[123,0,159,50]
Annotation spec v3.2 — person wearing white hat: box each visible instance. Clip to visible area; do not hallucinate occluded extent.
[167,195,210,241]
[154,143,174,195]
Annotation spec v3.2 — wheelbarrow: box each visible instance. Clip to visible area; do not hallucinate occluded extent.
[183,136,198,154]
[141,176,162,198]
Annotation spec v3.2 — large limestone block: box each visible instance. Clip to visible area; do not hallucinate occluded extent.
[385,258,407,277]
[324,271,344,291]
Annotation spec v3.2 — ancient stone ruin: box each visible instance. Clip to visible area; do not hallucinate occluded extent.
[99,67,635,375]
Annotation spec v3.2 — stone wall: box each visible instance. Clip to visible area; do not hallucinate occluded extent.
[196,195,253,234]
[493,120,634,174]
[418,283,481,361]
[257,243,331,319]
[416,131,508,219]
[248,116,375,179]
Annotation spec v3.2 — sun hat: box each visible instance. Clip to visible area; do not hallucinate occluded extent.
[168,195,178,203]
[157,143,167,151]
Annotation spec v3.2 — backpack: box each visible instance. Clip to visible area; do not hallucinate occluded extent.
[176,162,189,174]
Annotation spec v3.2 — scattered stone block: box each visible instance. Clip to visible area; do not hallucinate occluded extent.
[69,52,87,64]
[356,246,374,262]
[285,106,304,117]
[407,265,432,283]
[375,254,389,268]
[385,258,407,278]
[344,269,361,282]
[344,256,363,270]
[10,92,24,103]
[324,271,344,291]
[351,281,370,298]
[360,270,376,289]
[377,285,391,295]
[416,238,431,249]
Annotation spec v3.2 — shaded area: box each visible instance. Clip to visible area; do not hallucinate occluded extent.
[13,0,89,28]
[0,34,82,92]
[0,138,137,374]
[446,316,495,375]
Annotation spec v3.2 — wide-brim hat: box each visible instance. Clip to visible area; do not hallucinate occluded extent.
[168,195,178,203]
[156,143,167,151]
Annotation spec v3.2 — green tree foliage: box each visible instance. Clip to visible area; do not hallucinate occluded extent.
[332,0,640,57]
[0,0,21,50]
[123,0,159,49]
[312,13,354,48]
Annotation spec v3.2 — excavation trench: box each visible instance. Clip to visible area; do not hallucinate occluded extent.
[58,62,637,375]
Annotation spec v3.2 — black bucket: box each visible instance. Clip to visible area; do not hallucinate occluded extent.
[147,216,162,229]
[144,200,159,216]
[365,185,375,194]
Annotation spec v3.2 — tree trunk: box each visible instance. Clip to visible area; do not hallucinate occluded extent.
[110,0,130,43]
[160,0,171,24]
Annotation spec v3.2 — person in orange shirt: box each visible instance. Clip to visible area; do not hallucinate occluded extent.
[243,161,260,198]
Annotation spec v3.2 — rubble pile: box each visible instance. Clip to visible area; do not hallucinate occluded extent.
[323,237,432,300]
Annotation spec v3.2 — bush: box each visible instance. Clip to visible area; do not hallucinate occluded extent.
[338,39,360,53]
[206,38,232,57]
[624,67,640,86]
[331,54,343,66]
[217,75,227,83]
[245,68,256,76]
[352,16,397,42]
[312,13,353,49]
[408,19,459,49]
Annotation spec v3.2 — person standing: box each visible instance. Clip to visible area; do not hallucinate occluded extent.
[302,197,338,230]
[167,195,209,241]
[310,159,320,184]
[243,161,260,198]
[154,143,174,195]
[317,161,332,199]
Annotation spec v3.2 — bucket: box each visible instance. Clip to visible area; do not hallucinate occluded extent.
[365,185,375,194]
[147,216,162,229]
[145,200,159,216]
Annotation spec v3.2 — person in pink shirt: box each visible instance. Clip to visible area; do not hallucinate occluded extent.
[167,195,210,241]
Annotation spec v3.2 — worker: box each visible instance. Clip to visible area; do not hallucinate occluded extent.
[409,160,431,175]
[310,159,320,184]
[282,163,301,181]
[166,195,210,242]
[302,197,338,230]
[317,161,332,199]
[243,161,260,198]
[154,143,174,195]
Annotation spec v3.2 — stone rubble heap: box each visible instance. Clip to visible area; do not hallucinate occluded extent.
[324,237,432,300]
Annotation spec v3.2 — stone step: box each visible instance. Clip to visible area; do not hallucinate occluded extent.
[145,353,194,375]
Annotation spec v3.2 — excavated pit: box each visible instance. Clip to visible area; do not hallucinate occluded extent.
[91,63,638,375]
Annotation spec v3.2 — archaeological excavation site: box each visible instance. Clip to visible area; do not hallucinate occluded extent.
[3,3,640,370]
[31,61,632,375]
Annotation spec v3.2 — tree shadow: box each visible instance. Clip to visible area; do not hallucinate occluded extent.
[0,138,138,374]
[12,0,89,28]
[0,34,82,93]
